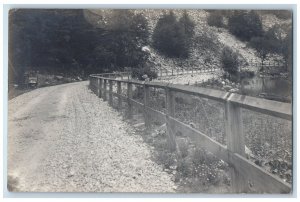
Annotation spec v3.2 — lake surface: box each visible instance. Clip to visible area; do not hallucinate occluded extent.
[241,76,292,102]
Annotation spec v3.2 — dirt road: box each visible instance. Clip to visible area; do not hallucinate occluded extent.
[8,81,175,192]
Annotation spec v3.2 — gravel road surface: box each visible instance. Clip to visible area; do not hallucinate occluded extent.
[8,81,175,192]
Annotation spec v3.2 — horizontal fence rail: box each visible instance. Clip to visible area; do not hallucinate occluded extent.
[89,73,292,194]
[151,66,221,78]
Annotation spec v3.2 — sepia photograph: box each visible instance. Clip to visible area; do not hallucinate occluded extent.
[7,7,293,194]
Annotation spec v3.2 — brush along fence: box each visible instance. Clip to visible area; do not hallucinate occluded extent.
[89,73,292,194]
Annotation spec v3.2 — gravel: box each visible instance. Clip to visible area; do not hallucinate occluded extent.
[8,81,176,192]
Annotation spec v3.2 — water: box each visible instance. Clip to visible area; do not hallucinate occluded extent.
[241,76,292,102]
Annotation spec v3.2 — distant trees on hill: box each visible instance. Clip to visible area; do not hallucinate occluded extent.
[9,9,150,84]
[152,10,195,58]
[228,11,264,41]
[98,10,150,70]
[249,24,292,71]
[207,11,224,28]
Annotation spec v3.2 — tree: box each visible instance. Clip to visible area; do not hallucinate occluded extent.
[179,10,195,38]
[249,24,291,72]
[221,47,241,81]
[282,28,292,73]
[228,10,264,41]
[250,36,270,71]
[207,11,224,27]
[152,11,195,58]
[99,10,150,70]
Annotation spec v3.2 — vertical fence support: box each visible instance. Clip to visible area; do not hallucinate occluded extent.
[97,78,100,97]
[103,79,107,101]
[117,81,122,109]
[99,78,103,98]
[225,97,247,193]
[127,83,133,119]
[143,83,150,128]
[109,80,113,106]
[89,76,92,89]
[165,86,177,152]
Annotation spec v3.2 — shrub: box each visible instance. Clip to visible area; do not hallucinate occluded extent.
[221,47,240,78]
[152,11,195,58]
[207,12,224,27]
[131,67,158,81]
[179,10,195,39]
[228,11,263,41]
[257,10,292,20]
[240,70,255,79]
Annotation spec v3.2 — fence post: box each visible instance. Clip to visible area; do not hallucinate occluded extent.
[127,82,133,119]
[103,79,107,101]
[109,80,113,106]
[99,78,103,98]
[97,78,100,97]
[117,81,122,109]
[89,76,92,90]
[90,77,93,92]
[165,86,177,151]
[225,95,247,193]
[143,83,150,128]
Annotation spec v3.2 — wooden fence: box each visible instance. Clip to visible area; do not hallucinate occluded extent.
[247,60,287,70]
[89,73,292,194]
[151,66,221,77]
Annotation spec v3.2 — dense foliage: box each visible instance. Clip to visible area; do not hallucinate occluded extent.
[249,24,292,71]
[9,9,150,84]
[221,47,240,81]
[207,11,224,28]
[152,11,195,58]
[228,11,264,41]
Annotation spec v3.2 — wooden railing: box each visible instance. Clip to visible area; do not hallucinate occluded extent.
[151,66,221,77]
[89,73,292,194]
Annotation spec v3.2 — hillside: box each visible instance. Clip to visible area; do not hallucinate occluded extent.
[84,9,292,72]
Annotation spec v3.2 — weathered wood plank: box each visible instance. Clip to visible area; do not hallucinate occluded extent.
[109,80,113,106]
[117,81,122,109]
[99,78,103,98]
[144,81,168,89]
[225,101,247,193]
[144,85,150,128]
[127,83,133,119]
[165,87,177,151]
[168,84,230,103]
[169,116,291,193]
[230,153,292,194]
[145,106,166,124]
[130,99,144,111]
[229,93,292,120]
[168,116,229,163]
[103,79,107,101]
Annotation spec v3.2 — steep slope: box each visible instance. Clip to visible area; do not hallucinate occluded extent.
[84,9,291,72]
